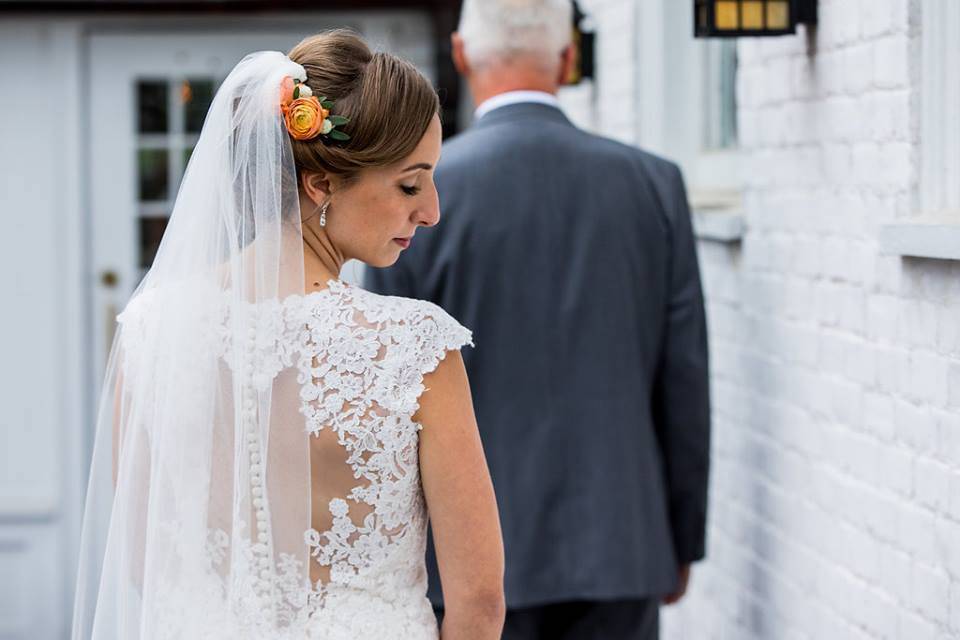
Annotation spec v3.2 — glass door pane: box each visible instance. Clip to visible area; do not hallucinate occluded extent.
[135,75,218,273]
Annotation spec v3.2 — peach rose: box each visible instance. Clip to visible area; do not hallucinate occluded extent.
[284,97,329,141]
[280,76,296,111]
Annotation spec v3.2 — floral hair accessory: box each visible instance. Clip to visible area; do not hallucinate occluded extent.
[280,76,350,142]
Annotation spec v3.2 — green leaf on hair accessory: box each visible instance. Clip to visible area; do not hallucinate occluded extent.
[293,86,300,100]
[317,95,326,103]
[328,115,349,126]
[328,130,350,141]
[321,100,334,110]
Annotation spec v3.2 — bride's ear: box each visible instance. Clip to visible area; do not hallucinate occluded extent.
[300,170,334,205]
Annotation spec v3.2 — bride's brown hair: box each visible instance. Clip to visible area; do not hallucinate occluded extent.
[287,30,440,184]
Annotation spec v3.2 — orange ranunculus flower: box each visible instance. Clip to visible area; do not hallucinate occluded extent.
[284,97,329,141]
[280,76,296,111]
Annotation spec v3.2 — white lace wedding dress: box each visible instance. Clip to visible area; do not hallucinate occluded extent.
[113,280,472,639]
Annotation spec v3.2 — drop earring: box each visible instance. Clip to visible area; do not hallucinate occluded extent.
[319,200,330,227]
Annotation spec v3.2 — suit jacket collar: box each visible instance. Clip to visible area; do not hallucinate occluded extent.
[472,101,574,130]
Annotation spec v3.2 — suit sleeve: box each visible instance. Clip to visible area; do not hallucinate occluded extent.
[653,165,711,565]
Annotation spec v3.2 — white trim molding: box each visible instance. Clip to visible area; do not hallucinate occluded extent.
[690,189,745,243]
[882,0,960,261]
[880,218,960,261]
[693,209,746,243]
[920,0,960,216]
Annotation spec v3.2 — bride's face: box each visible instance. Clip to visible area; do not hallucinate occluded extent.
[325,114,443,268]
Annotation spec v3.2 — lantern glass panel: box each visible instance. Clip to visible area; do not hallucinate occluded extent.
[742,1,764,29]
[697,2,709,31]
[715,1,739,29]
[766,0,790,29]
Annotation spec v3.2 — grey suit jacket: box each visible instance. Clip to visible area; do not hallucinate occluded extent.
[365,102,711,609]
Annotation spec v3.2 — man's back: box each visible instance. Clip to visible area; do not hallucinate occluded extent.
[366,102,710,609]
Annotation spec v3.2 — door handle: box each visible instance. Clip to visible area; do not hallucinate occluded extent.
[100,270,119,288]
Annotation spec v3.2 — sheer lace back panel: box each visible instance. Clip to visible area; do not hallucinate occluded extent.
[114,280,472,639]
[290,281,473,594]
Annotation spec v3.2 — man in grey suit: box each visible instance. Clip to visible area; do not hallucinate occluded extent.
[366,1,710,637]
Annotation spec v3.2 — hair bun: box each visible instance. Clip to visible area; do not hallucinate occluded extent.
[286,29,439,183]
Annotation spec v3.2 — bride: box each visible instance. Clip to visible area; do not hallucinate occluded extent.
[72,30,504,640]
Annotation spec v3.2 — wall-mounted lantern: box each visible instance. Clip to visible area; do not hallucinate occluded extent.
[694,0,817,38]
[566,1,595,85]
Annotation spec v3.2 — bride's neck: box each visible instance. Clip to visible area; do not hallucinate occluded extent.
[302,221,344,288]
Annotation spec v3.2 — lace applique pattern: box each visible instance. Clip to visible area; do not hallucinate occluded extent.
[286,282,472,589]
[118,281,471,638]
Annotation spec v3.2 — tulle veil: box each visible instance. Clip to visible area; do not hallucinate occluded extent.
[72,50,317,638]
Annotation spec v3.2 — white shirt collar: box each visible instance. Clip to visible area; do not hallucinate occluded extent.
[474,90,562,120]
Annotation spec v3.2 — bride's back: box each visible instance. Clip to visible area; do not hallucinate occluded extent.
[75,28,503,640]
[109,278,470,637]
[275,282,472,593]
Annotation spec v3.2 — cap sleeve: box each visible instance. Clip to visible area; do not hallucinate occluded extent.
[114,289,159,376]
[408,300,473,378]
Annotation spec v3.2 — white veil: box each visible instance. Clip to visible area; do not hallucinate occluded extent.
[73,51,315,638]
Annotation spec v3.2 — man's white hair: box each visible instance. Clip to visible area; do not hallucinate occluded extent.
[458,0,573,68]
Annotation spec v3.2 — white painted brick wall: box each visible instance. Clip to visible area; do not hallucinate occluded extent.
[564,0,960,637]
